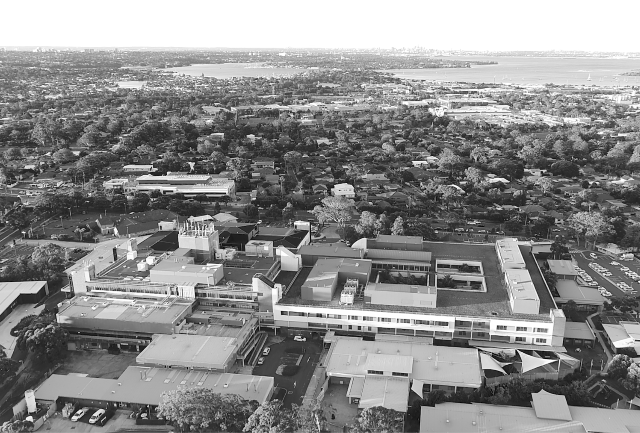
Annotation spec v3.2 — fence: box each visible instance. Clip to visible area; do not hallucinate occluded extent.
[485,368,576,386]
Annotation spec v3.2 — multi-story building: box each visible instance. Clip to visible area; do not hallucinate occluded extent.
[124,174,236,199]
[258,236,566,351]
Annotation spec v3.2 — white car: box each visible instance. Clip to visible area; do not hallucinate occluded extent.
[71,408,89,422]
[89,409,105,424]
[257,357,265,365]
[262,347,271,356]
[588,282,598,286]
[603,272,613,276]
[293,336,306,342]
[621,267,630,271]
[602,292,612,297]
[611,261,620,266]
[590,253,598,259]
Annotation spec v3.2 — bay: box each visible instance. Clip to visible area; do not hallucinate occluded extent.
[383,56,640,87]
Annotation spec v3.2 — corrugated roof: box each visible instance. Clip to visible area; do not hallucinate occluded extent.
[365,249,432,262]
[531,390,573,421]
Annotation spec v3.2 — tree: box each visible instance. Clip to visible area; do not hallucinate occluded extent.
[31,243,67,283]
[265,204,281,220]
[505,219,523,235]
[310,196,354,228]
[620,225,640,251]
[243,204,259,218]
[110,194,129,213]
[130,193,150,212]
[437,148,463,178]
[464,167,484,185]
[549,161,580,178]
[404,220,437,240]
[561,299,577,319]
[6,208,30,230]
[282,202,295,221]
[566,211,613,248]
[536,177,554,194]
[10,315,37,337]
[16,315,68,363]
[623,363,640,396]
[604,296,639,314]
[284,151,304,174]
[488,387,512,405]
[243,401,297,433]
[0,349,19,382]
[470,146,489,164]
[52,148,75,164]
[355,211,382,238]
[608,354,633,380]
[391,216,405,236]
[158,388,257,433]
[227,158,250,181]
[350,406,403,433]
[550,241,569,259]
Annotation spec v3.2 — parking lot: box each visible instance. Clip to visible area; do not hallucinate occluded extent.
[252,338,322,408]
[572,251,640,298]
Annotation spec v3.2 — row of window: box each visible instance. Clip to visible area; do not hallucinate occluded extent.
[496,325,549,333]
[281,311,448,327]
[367,370,409,377]
[371,263,431,272]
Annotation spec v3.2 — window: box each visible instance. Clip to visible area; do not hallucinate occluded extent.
[457,331,468,336]
[392,372,409,377]
[398,319,410,324]
[379,318,392,323]
[535,338,547,344]
[535,328,548,333]
[280,311,289,316]
[368,370,383,375]
[314,313,325,318]
[328,314,342,319]
[363,316,375,322]
[435,321,449,327]
[496,325,507,331]
[515,337,525,342]
[348,315,360,321]
[516,326,527,332]
[415,320,431,325]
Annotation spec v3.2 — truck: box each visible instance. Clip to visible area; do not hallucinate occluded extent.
[620,253,635,261]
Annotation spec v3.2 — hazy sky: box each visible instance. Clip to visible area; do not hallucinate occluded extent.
[3,0,638,52]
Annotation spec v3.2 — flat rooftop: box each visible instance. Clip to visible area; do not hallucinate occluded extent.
[281,242,555,321]
[57,294,194,325]
[326,337,482,388]
[216,255,278,285]
[0,281,47,315]
[35,366,274,406]
[137,334,238,369]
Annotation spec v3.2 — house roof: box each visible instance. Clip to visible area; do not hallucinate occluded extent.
[547,260,578,276]
[564,322,595,341]
[531,390,573,421]
[556,280,605,305]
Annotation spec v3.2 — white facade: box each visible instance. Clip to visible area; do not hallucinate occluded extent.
[331,183,356,198]
[271,286,565,348]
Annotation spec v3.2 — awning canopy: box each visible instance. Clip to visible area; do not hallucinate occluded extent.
[517,350,556,373]
[411,379,425,396]
[480,353,507,375]
[557,352,580,367]
[470,340,567,353]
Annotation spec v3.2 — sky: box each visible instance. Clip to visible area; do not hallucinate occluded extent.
[2,0,638,52]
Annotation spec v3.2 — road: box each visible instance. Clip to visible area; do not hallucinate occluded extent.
[571,251,640,298]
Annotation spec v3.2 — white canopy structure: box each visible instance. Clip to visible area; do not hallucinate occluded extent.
[480,353,508,375]
[517,350,556,374]
[411,379,425,396]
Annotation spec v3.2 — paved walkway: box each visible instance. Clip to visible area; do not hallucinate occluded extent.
[587,312,613,372]
[301,349,328,407]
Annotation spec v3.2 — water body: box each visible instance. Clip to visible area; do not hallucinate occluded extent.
[383,56,640,87]
[165,63,305,79]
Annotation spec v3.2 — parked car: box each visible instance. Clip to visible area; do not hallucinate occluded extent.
[257,357,265,365]
[293,336,306,342]
[71,407,89,422]
[262,347,271,356]
[590,253,598,259]
[89,409,106,424]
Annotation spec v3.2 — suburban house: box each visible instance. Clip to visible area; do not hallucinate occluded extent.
[332,183,356,198]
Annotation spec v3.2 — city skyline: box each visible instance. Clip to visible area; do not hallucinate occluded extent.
[3,0,638,53]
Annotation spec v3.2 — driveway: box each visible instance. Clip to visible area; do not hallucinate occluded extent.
[571,251,640,298]
[252,338,322,408]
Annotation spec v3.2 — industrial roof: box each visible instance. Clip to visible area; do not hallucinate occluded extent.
[556,280,605,305]
[365,249,432,263]
[564,322,595,341]
[365,353,414,375]
[326,337,482,388]
[603,324,639,350]
[531,390,573,421]
[136,334,238,369]
[152,260,222,275]
[547,260,578,276]
[358,376,410,413]
[298,244,364,259]
[0,281,48,316]
[56,294,193,325]
[35,367,274,407]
